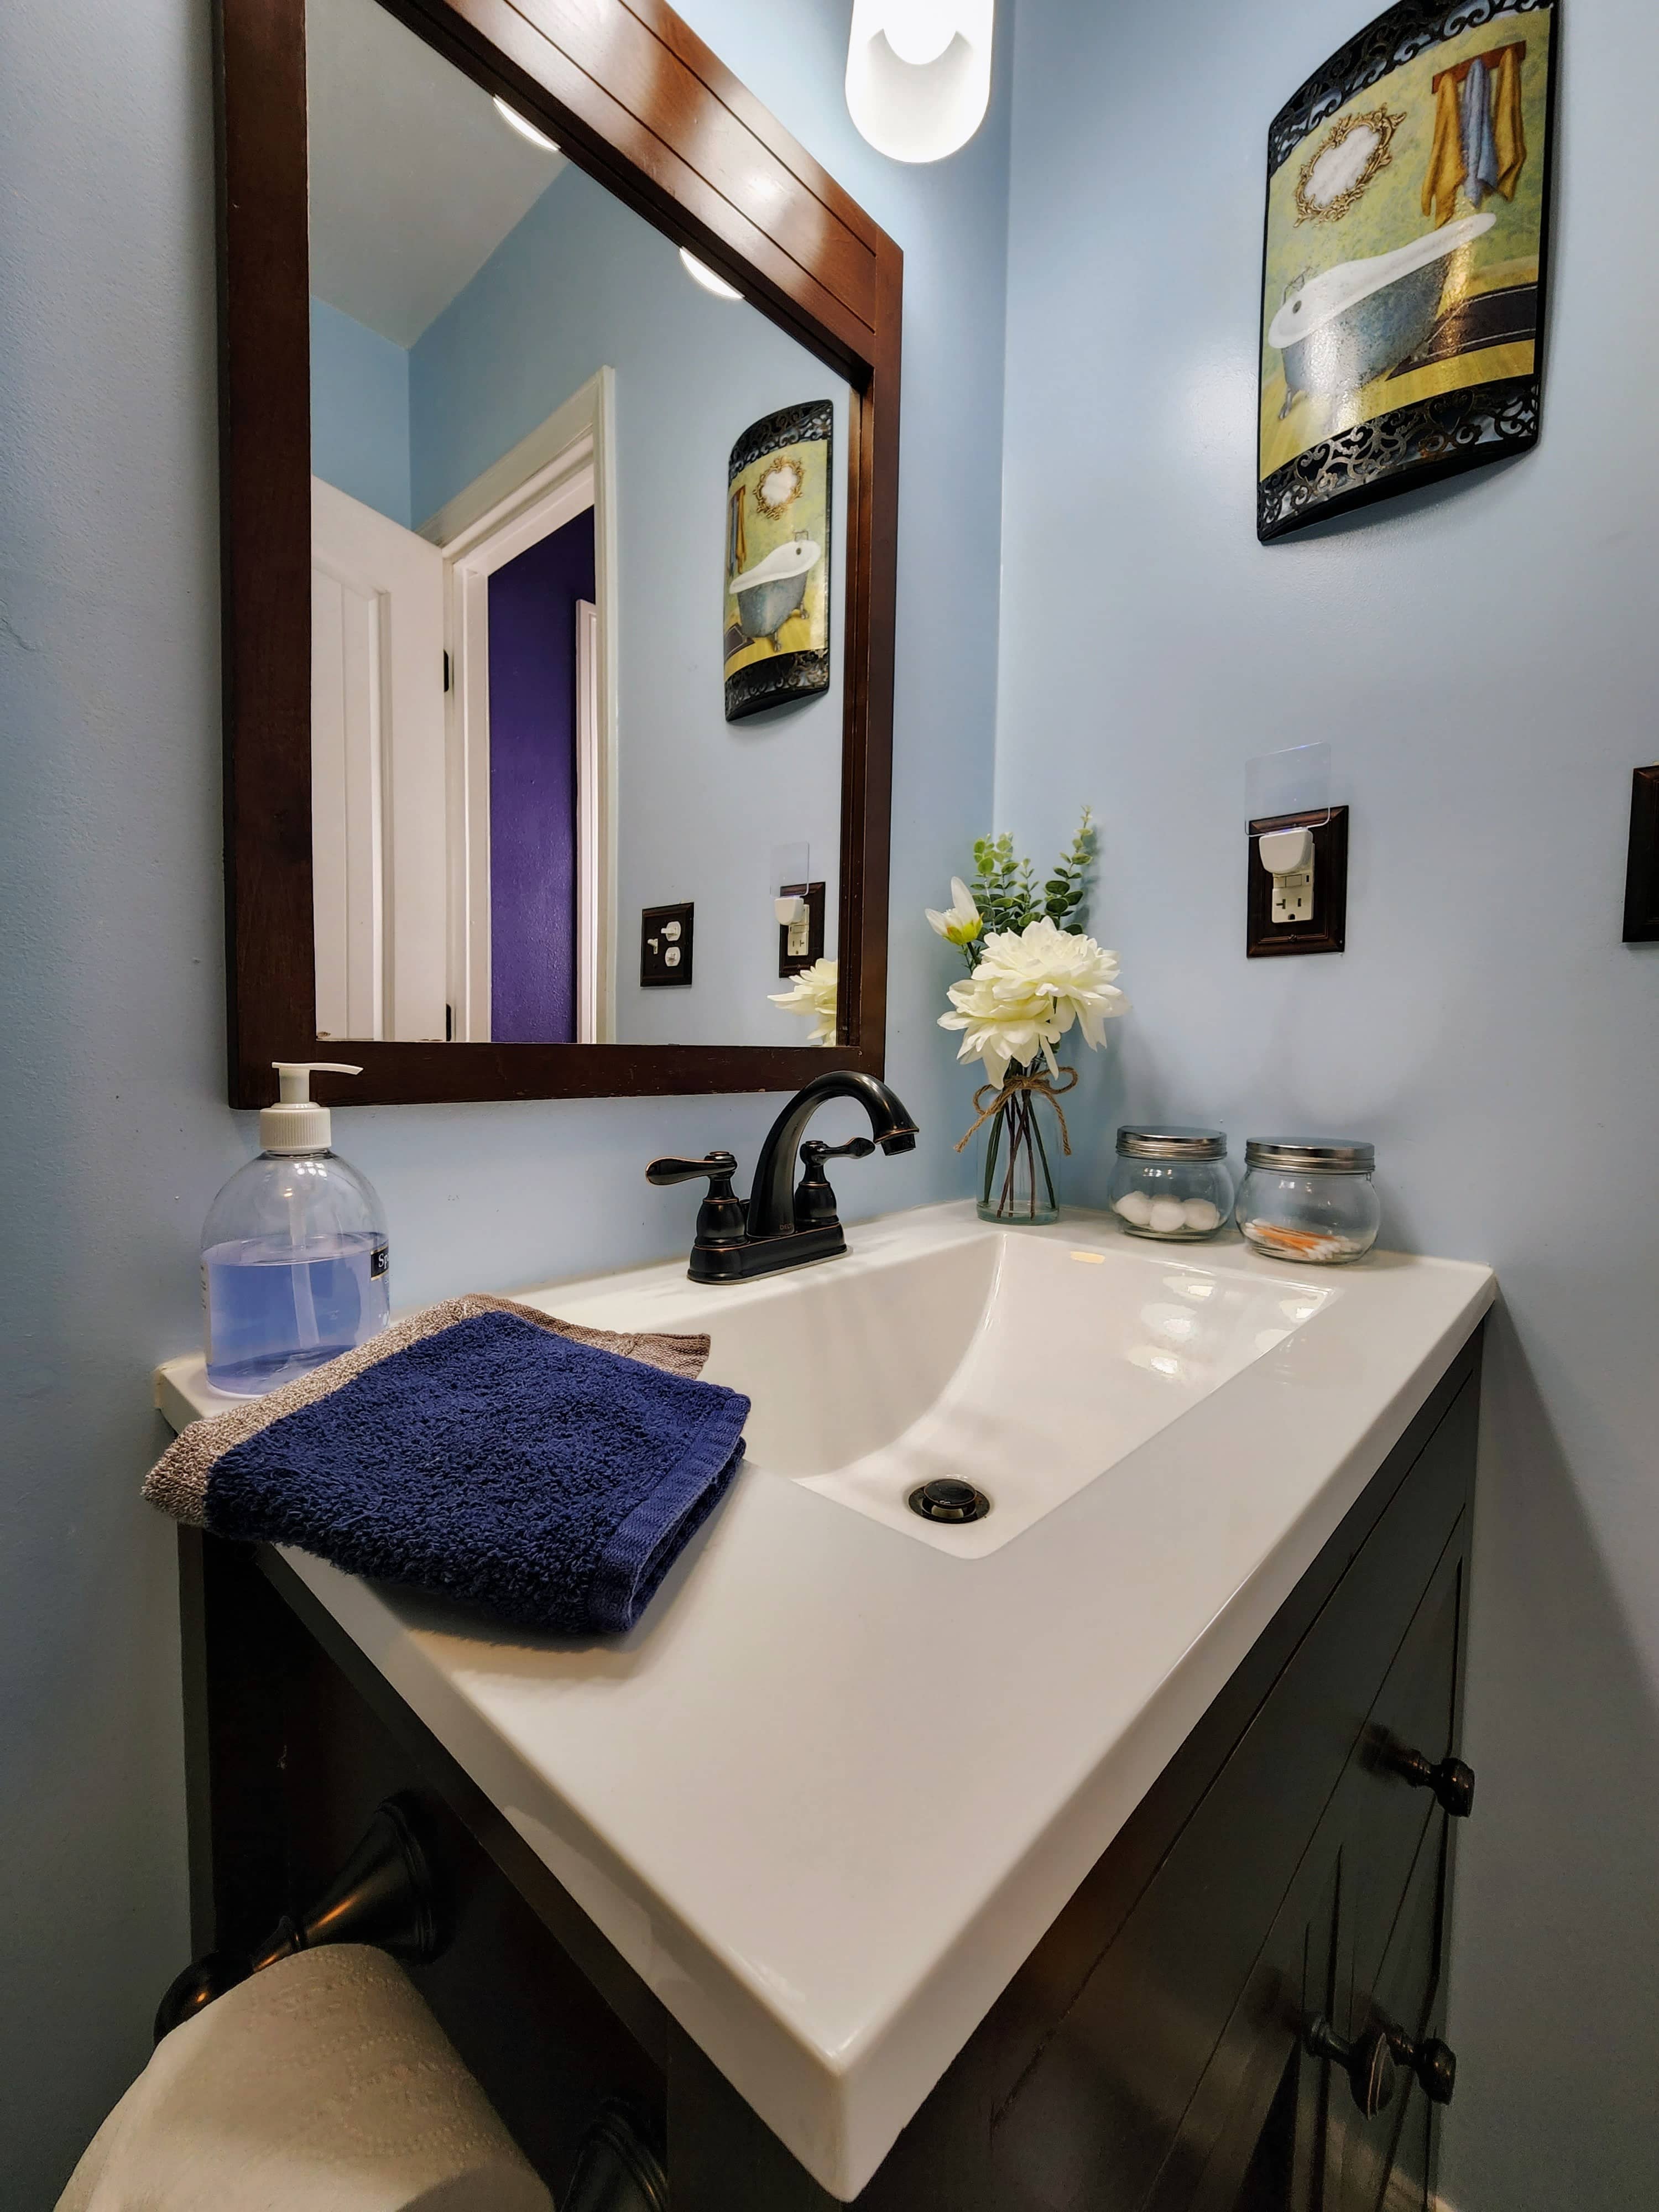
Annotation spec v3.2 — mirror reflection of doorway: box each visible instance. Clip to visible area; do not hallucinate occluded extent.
[485,509,594,1044]
[309,375,615,1046]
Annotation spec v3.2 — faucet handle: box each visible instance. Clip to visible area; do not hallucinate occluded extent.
[794,1137,875,1231]
[646,1151,739,1187]
[645,1152,747,1249]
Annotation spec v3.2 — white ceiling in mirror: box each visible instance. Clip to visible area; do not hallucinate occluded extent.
[306,0,566,347]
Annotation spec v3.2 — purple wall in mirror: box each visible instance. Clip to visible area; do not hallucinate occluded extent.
[487,507,596,1042]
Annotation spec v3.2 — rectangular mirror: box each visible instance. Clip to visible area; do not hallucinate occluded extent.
[217,0,900,1103]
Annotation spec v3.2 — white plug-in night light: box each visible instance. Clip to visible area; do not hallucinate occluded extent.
[846,0,994,163]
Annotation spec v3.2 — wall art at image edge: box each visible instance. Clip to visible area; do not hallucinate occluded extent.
[1258,0,1558,541]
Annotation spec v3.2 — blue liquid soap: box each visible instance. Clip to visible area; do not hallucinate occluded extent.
[204,1231,390,1395]
[201,1062,390,1397]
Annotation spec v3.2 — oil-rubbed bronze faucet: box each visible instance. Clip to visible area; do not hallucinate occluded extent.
[647,1071,918,1282]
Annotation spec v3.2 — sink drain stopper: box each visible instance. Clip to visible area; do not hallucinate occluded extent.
[908,1478,991,1525]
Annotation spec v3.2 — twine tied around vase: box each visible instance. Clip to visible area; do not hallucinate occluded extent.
[954,1064,1078,1155]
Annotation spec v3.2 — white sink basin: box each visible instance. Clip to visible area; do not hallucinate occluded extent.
[540,1211,1338,1556]
[155,1199,1493,2204]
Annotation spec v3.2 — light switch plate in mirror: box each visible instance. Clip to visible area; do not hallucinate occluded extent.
[216,0,901,1108]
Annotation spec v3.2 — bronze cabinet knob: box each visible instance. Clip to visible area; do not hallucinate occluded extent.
[1305,2015,1398,2119]
[1389,1744,1476,1818]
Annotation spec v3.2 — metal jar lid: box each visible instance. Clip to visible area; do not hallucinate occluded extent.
[1117,1125,1228,1161]
[1244,1138,1376,1174]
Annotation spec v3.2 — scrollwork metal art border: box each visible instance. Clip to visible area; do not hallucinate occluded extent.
[1259,375,1540,539]
[1259,0,1558,540]
[1269,0,1553,174]
[728,399,833,477]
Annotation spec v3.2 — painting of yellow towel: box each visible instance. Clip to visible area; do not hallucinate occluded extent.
[1422,69,1465,226]
[1492,43,1527,200]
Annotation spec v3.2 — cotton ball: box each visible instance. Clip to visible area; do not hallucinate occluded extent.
[1149,1198,1188,1235]
[1115,1191,1154,1228]
[1181,1198,1222,1234]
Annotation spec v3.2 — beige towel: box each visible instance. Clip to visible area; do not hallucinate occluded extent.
[56,1946,551,2212]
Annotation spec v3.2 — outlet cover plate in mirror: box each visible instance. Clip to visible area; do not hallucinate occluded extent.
[778,882,826,978]
[641,903,694,987]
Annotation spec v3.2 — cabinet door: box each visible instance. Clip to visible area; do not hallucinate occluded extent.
[987,1399,1474,2212]
[1142,1521,1467,2212]
[1319,1819,1448,2212]
[1141,1844,1338,2212]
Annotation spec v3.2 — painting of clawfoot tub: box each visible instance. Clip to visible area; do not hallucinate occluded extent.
[1259,0,1558,540]
[724,401,833,721]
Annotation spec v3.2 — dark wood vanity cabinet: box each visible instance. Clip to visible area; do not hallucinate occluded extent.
[181,1331,1481,2211]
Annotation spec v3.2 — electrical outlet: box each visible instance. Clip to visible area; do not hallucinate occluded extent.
[777,881,826,977]
[641,902,694,987]
[1272,857,1314,925]
[1246,808,1348,958]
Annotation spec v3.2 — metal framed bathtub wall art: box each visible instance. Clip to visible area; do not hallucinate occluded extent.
[724,400,833,721]
[1258,0,1559,542]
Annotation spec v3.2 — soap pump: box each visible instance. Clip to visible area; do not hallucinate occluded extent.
[201,1062,390,1397]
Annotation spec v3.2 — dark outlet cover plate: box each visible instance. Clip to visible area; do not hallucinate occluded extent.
[641,902,694,987]
[1246,806,1349,958]
[1623,766,1659,943]
[777,881,826,978]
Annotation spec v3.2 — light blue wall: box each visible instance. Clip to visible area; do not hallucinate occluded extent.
[998,2,1659,2204]
[0,0,239,2201]
[0,3,1006,2198]
[409,169,852,1047]
[310,295,412,525]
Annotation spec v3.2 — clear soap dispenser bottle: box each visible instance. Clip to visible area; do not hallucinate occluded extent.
[202,1062,390,1396]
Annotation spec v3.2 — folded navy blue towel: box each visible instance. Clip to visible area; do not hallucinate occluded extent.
[145,1295,749,1635]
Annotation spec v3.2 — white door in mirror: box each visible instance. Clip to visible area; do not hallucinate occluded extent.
[311,478,448,1042]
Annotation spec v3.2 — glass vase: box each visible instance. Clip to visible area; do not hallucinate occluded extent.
[975,1062,1062,1226]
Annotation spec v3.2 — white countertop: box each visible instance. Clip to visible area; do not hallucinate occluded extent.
[156,1202,1493,2199]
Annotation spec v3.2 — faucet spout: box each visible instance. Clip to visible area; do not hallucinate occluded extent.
[746,1072,919,1241]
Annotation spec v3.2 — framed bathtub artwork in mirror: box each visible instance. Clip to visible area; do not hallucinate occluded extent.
[1258,0,1559,541]
[724,403,833,722]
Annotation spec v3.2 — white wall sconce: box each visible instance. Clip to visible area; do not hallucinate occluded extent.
[845,0,994,164]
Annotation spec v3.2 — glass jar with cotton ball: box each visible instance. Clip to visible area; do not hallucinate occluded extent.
[1108,1128,1235,1241]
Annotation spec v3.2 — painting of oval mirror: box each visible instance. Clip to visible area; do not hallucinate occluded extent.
[217,0,900,1104]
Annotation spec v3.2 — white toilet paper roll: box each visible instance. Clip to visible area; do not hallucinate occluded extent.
[57,1945,551,2212]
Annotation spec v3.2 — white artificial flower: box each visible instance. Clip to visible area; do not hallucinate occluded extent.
[938,916,1128,1082]
[924,877,983,949]
[769,957,838,1046]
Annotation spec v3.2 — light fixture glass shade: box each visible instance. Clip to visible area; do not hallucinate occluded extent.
[846,0,993,163]
[679,248,744,302]
[492,95,559,154]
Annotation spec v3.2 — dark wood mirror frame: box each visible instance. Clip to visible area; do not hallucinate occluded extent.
[217,0,901,1109]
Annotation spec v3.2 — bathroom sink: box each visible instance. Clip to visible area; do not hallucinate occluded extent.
[154,1198,1492,2203]
[540,1211,1337,1556]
